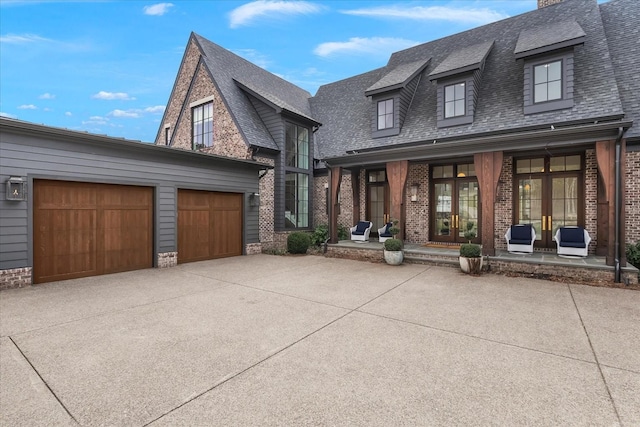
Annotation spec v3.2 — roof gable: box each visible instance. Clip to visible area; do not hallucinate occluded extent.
[514,20,586,59]
[428,40,494,81]
[365,59,431,96]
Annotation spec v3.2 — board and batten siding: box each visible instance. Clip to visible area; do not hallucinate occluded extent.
[0,128,261,272]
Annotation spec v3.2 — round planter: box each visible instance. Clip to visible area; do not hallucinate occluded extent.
[459,256,483,274]
[384,250,404,265]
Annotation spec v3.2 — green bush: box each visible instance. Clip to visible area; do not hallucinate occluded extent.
[460,243,481,258]
[338,224,349,241]
[287,232,311,254]
[310,224,329,247]
[627,241,640,269]
[384,238,403,251]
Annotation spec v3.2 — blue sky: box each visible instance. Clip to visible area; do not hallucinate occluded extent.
[1,0,550,142]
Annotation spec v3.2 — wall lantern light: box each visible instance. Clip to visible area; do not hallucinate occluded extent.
[249,192,260,207]
[6,177,26,201]
[410,183,420,202]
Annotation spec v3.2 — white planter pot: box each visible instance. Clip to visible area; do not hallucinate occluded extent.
[384,250,404,265]
[459,256,483,274]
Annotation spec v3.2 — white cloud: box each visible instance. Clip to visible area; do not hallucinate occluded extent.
[0,112,18,119]
[17,104,37,110]
[341,5,509,25]
[65,111,73,116]
[39,93,55,99]
[229,0,321,28]
[109,109,140,118]
[43,107,52,112]
[143,2,173,16]
[89,115,108,121]
[92,91,136,101]
[0,33,52,44]
[144,105,165,113]
[314,37,419,58]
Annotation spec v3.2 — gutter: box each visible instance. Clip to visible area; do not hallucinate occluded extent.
[614,127,624,283]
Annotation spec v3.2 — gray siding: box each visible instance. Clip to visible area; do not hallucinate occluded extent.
[0,130,260,270]
[248,95,283,146]
[398,74,421,128]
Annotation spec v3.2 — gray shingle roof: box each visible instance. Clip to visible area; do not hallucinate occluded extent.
[312,0,625,160]
[365,59,430,96]
[600,0,640,140]
[514,20,586,59]
[194,34,313,151]
[429,40,494,80]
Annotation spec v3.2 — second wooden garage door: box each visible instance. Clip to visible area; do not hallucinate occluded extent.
[178,190,243,263]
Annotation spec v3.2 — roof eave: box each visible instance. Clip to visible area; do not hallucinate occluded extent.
[514,36,586,60]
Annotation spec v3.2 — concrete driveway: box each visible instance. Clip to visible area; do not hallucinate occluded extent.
[1,254,638,426]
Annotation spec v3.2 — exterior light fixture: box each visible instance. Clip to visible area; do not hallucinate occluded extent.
[249,192,260,207]
[6,177,26,201]
[410,183,420,202]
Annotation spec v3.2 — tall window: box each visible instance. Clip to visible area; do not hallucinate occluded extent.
[285,122,310,229]
[192,102,213,149]
[377,99,394,130]
[534,60,562,103]
[444,82,465,118]
[164,126,170,146]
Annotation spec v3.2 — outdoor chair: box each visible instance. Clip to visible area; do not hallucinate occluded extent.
[350,221,373,242]
[378,222,393,243]
[554,226,591,257]
[505,224,536,253]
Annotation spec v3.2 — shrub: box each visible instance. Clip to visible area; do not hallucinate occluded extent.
[460,243,481,258]
[338,224,349,241]
[310,224,329,247]
[287,232,311,254]
[384,238,403,251]
[627,241,640,269]
[388,218,400,238]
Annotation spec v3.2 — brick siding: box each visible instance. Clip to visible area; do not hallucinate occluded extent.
[626,150,640,245]
[312,173,356,231]
[405,163,429,244]
[585,149,598,252]
[157,252,178,268]
[0,267,32,290]
[495,156,513,251]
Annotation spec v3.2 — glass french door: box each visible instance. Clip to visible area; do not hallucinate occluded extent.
[366,170,389,236]
[431,164,480,244]
[516,155,582,248]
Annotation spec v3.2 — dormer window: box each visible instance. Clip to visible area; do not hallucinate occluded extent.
[533,60,562,103]
[377,99,394,130]
[444,82,466,118]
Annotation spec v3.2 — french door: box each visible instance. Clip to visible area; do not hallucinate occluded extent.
[366,170,390,236]
[431,164,480,244]
[515,155,583,248]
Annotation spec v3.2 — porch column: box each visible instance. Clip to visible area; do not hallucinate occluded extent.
[328,166,342,244]
[474,151,503,256]
[386,160,409,240]
[351,168,361,224]
[596,140,626,266]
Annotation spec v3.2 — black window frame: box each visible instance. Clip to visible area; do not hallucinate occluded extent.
[284,121,311,230]
[523,51,575,115]
[533,59,563,104]
[377,98,394,130]
[192,101,213,150]
[443,82,466,119]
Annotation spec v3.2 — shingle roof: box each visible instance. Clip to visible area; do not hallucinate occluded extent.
[312,0,625,160]
[514,20,586,59]
[193,34,313,151]
[429,40,494,80]
[599,0,640,140]
[365,59,430,96]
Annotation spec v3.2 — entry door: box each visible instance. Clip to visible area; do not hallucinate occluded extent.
[515,155,582,248]
[431,164,480,244]
[366,170,390,235]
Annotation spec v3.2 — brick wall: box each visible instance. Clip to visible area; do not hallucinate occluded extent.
[626,149,640,245]
[405,163,429,244]
[256,156,276,248]
[0,267,32,290]
[585,149,598,252]
[157,252,178,268]
[495,156,513,251]
[157,39,249,160]
[312,172,355,231]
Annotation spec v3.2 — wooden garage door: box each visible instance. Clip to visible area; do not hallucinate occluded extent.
[34,180,153,284]
[178,190,243,264]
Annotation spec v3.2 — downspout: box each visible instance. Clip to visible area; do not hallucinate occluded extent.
[614,127,624,283]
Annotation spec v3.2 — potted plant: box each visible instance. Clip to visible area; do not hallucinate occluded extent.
[383,219,403,265]
[459,221,482,274]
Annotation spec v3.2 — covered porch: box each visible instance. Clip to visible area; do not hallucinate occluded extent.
[325,239,639,286]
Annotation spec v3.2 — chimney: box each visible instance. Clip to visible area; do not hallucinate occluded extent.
[538,0,563,8]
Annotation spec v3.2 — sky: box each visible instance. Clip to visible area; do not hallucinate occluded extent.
[1,0,557,143]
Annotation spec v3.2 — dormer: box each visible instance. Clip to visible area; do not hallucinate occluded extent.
[514,20,585,115]
[365,58,430,138]
[429,40,494,128]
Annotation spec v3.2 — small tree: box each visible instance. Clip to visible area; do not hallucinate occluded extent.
[388,218,400,239]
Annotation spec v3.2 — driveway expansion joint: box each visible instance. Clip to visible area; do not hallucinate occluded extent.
[8,336,79,425]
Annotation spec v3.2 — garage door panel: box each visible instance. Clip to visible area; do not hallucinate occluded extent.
[178,190,242,264]
[34,180,152,284]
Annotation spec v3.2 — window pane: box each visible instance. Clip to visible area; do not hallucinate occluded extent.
[534,64,547,84]
[516,159,531,174]
[566,155,581,171]
[385,99,393,110]
[548,61,561,81]
[378,101,385,115]
[297,127,309,169]
[433,166,443,179]
[531,158,544,172]
[385,114,393,128]
[535,83,547,103]
[454,83,465,99]
[550,156,565,172]
[378,116,386,130]
[548,80,562,100]
[454,99,465,116]
[285,123,296,167]
[442,165,454,178]
[445,85,455,101]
